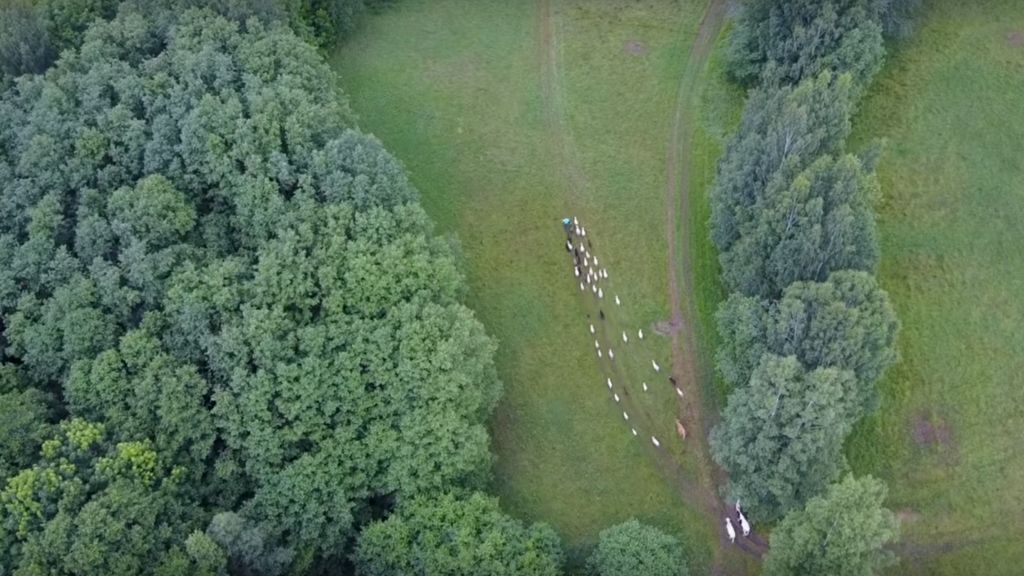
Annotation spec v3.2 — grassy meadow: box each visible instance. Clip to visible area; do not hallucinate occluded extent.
[332,0,748,570]
[847,1,1024,574]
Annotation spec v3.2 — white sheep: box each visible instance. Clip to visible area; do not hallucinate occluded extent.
[597,288,604,299]
[565,240,573,252]
[631,428,637,436]
[623,411,629,421]
[651,436,660,447]
[589,324,595,334]
[579,282,585,291]
[615,294,621,306]
[591,284,597,294]
[597,349,602,358]
[602,268,608,278]
[622,331,628,343]
[574,225,581,236]
[638,328,644,340]
[593,256,599,267]
[608,349,615,360]
[607,378,613,389]
[594,340,600,349]
[574,266,580,278]
[738,512,751,537]
[614,393,620,403]
[652,360,660,372]
[573,216,579,227]
[581,226,586,237]
[725,518,736,543]
[642,382,648,392]
[675,387,684,398]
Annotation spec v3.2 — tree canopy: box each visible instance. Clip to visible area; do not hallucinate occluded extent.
[709,71,853,273]
[710,354,861,521]
[587,519,689,576]
[764,475,899,576]
[353,492,564,576]
[715,270,898,412]
[0,7,503,573]
[719,154,880,298]
[726,0,887,92]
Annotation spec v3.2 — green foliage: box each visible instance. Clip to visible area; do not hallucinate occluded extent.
[354,492,564,576]
[588,519,688,576]
[710,355,861,521]
[764,475,898,576]
[0,382,55,481]
[726,0,886,92]
[720,154,879,298]
[0,2,56,85]
[716,270,898,413]
[0,6,502,573]
[709,72,853,272]
[0,420,202,576]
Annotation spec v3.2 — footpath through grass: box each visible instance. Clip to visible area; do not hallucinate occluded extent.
[332,0,738,570]
[846,1,1024,574]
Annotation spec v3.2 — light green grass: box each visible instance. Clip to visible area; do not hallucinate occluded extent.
[332,0,735,571]
[846,1,1024,574]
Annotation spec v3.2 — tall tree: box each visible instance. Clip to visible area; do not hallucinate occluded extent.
[720,154,879,298]
[716,270,898,413]
[710,72,852,260]
[588,519,689,576]
[764,475,899,576]
[726,0,886,92]
[353,492,564,576]
[710,355,860,521]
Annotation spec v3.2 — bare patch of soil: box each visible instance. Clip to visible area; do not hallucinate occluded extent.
[1008,31,1024,46]
[624,39,648,56]
[911,410,956,451]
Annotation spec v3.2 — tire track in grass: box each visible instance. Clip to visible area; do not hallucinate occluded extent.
[663,0,769,569]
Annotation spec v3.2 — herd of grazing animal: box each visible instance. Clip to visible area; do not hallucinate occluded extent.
[563,217,756,543]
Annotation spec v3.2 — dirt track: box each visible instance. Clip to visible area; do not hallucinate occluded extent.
[536,0,765,571]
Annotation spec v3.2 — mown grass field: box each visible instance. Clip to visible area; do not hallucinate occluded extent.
[333,0,744,571]
[847,1,1024,574]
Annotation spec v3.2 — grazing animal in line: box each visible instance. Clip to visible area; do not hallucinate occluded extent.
[638,328,644,339]
[623,412,629,421]
[573,216,579,227]
[593,256,599,267]
[651,436,660,447]
[725,518,736,543]
[675,419,687,440]
[608,349,614,360]
[607,378,613,389]
[614,393,620,403]
[738,512,750,537]
[631,428,637,436]
[622,331,628,343]
[565,240,573,252]
[590,324,595,334]
[615,294,621,306]
[642,382,648,392]
[579,282,585,291]
[574,266,580,277]
[581,227,587,237]
[597,349,602,358]
[598,288,604,299]
[652,360,661,372]
[594,340,600,349]
[592,284,597,294]
[669,376,677,386]
[675,387,684,398]
[599,310,605,320]
[602,268,608,278]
